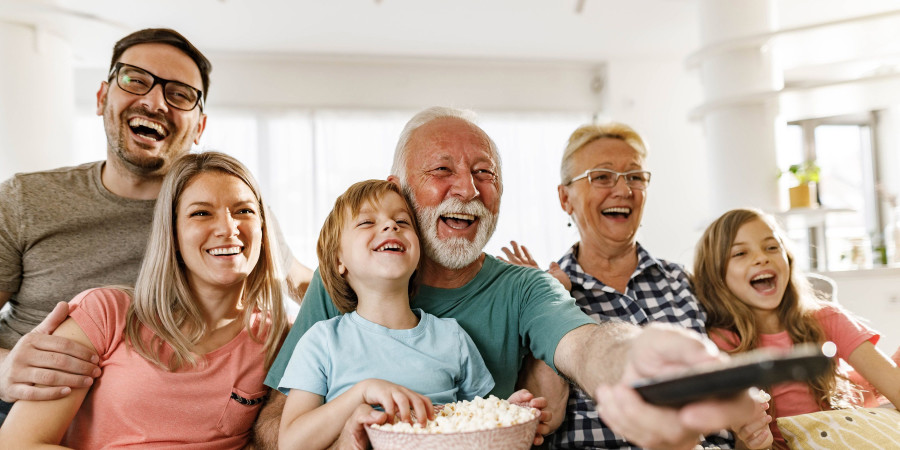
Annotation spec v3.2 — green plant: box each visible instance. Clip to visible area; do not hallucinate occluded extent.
[784,161,820,185]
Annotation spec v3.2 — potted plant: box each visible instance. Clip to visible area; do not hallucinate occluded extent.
[784,161,820,208]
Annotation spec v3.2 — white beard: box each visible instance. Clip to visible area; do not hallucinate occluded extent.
[411,196,498,270]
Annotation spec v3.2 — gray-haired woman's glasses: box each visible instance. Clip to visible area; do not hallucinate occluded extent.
[568,169,651,190]
[107,62,204,112]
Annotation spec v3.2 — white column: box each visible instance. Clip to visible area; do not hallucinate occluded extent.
[696,0,783,214]
[0,21,75,181]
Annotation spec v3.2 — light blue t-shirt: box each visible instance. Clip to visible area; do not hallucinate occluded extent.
[277,309,494,404]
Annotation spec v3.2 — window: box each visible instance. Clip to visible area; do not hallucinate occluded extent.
[196,108,589,270]
[781,114,889,271]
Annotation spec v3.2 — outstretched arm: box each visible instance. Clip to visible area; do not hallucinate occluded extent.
[279,379,434,450]
[847,340,900,408]
[556,322,755,449]
[0,317,97,447]
[0,301,99,403]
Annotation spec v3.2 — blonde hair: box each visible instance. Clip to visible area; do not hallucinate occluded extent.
[317,180,420,313]
[125,151,288,371]
[692,208,855,410]
[560,122,648,185]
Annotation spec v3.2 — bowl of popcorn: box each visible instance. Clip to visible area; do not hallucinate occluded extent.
[366,395,540,450]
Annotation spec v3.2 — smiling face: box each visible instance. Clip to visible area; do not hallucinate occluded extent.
[175,172,262,295]
[338,191,421,294]
[97,42,207,178]
[725,218,790,323]
[559,138,647,249]
[401,117,500,270]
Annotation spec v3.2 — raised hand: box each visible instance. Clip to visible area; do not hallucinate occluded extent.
[499,241,571,290]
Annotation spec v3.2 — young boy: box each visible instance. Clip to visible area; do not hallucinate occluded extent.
[277,180,495,449]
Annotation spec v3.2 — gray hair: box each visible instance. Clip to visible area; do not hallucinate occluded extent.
[391,106,502,188]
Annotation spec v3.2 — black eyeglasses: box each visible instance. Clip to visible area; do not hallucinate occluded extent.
[108,62,204,112]
[568,168,652,190]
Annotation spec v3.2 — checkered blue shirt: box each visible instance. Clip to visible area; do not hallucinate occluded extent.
[547,242,734,449]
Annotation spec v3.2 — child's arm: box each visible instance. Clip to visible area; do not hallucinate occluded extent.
[0,318,97,449]
[731,397,773,450]
[847,340,900,407]
[278,379,434,450]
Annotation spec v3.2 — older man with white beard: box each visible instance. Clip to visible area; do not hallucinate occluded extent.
[264,107,756,450]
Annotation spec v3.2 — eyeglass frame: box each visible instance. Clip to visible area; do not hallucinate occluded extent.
[107,62,205,112]
[567,168,652,189]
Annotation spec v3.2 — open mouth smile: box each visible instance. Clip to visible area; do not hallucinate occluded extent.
[374,240,406,253]
[440,212,476,230]
[129,117,169,142]
[602,207,632,219]
[207,246,242,256]
[750,273,777,293]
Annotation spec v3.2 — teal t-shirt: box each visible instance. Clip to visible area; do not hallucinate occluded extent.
[277,310,494,404]
[265,255,595,398]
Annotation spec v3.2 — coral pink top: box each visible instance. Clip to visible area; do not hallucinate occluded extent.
[709,305,879,447]
[63,288,269,449]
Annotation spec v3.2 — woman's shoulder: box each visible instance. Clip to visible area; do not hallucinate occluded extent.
[70,286,132,314]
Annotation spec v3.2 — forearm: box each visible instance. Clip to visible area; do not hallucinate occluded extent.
[516,355,568,433]
[250,390,285,450]
[279,384,368,450]
[0,392,84,449]
[286,260,313,305]
[554,322,640,396]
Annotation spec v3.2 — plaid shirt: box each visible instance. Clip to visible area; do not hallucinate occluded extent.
[547,242,733,449]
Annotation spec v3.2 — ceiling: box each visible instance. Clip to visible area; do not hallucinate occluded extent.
[1,0,700,67]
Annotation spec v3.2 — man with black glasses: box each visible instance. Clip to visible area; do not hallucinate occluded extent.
[0,28,309,424]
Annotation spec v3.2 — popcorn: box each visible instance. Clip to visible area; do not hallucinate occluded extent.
[749,387,771,403]
[371,395,537,434]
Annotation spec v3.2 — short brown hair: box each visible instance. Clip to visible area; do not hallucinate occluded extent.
[110,28,212,104]
[317,180,420,312]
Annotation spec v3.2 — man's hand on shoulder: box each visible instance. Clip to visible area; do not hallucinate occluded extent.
[0,302,99,402]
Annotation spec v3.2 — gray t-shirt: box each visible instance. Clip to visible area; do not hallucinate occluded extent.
[0,161,294,349]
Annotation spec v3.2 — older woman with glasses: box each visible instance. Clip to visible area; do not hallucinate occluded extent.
[501,122,767,449]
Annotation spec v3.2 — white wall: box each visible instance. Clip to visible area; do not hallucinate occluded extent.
[603,58,709,265]
[827,268,900,355]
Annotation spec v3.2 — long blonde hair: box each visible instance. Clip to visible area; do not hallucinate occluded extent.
[125,151,287,371]
[692,208,853,410]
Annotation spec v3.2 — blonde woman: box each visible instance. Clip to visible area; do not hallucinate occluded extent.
[0,152,288,448]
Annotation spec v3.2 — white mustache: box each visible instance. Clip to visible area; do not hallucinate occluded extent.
[434,197,491,218]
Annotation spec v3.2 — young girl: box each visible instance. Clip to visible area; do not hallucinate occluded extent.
[277,180,497,449]
[0,152,288,448]
[693,208,900,449]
